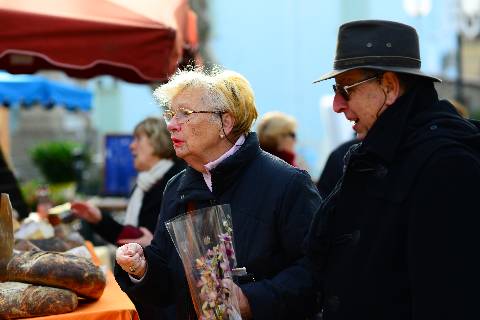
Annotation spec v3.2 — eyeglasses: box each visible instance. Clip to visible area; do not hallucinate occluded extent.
[163,107,225,123]
[332,75,379,101]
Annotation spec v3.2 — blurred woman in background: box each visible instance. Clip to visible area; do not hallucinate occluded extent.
[257,111,298,166]
[72,117,185,320]
[70,117,184,247]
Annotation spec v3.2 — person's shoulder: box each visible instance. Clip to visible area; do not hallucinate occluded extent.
[429,141,480,165]
[256,149,313,181]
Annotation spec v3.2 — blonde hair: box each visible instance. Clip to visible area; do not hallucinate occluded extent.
[134,117,175,159]
[257,111,297,151]
[153,67,258,138]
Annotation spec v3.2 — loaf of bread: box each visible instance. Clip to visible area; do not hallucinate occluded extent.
[0,281,78,319]
[13,239,41,252]
[6,251,106,299]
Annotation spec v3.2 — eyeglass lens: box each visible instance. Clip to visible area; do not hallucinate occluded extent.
[332,84,350,101]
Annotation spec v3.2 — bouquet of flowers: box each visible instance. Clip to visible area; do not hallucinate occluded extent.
[166,204,242,320]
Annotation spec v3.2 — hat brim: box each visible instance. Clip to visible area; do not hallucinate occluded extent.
[313,65,442,83]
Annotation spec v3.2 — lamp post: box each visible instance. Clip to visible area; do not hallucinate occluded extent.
[456,0,480,104]
[458,0,480,39]
[403,0,432,17]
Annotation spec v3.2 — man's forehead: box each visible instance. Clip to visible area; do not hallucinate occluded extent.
[335,69,365,82]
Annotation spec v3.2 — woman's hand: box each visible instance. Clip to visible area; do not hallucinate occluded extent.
[221,279,252,319]
[116,243,147,279]
[70,201,102,224]
[117,227,154,247]
[234,282,253,319]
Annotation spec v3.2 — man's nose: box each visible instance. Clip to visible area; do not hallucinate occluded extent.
[332,93,347,113]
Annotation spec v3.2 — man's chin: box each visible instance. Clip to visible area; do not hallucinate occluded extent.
[356,132,366,141]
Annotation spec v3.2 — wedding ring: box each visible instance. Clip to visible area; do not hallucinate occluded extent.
[129,265,136,273]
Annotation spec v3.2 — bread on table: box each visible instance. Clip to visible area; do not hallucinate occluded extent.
[0,281,78,319]
[6,251,106,299]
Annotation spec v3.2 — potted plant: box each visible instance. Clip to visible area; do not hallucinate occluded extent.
[30,141,90,204]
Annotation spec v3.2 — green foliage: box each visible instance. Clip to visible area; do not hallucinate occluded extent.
[20,179,41,211]
[30,141,90,184]
[470,108,480,121]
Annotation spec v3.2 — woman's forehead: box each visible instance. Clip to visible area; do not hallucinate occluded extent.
[172,89,216,111]
[172,87,204,104]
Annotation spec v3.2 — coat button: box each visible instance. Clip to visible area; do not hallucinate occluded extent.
[327,295,340,312]
[430,124,438,130]
[375,165,388,178]
[351,230,361,246]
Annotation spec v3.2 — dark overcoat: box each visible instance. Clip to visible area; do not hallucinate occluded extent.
[305,81,480,319]
[316,139,359,198]
[116,133,322,320]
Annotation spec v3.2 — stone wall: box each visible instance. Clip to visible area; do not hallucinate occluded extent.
[10,105,98,182]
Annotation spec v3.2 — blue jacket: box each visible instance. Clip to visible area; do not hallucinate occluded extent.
[116,132,321,319]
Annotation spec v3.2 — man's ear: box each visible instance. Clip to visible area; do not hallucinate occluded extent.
[220,112,235,136]
[381,72,402,106]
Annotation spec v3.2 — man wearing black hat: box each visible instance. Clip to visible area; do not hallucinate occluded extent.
[305,20,480,319]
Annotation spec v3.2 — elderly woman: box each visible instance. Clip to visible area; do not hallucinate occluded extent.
[71,117,185,248]
[115,68,321,320]
[257,111,298,166]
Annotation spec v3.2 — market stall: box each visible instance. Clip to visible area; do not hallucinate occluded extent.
[0,0,200,84]
[0,71,92,164]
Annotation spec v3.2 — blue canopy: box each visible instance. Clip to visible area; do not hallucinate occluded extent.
[0,71,92,111]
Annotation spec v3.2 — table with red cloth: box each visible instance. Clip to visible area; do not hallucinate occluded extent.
[23,242,139,320]
[23,271,139,320]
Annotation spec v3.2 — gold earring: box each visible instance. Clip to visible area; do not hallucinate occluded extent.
[220,134,225,138]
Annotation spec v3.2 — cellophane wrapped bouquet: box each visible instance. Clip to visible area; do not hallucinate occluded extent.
[166,204,242,320]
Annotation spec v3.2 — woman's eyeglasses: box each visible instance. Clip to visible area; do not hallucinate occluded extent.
[163,108,224,123]
[332,75,379,101]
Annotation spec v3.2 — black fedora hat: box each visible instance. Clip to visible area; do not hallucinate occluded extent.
[314,20,441,83]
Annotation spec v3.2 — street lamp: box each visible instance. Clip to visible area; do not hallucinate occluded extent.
[403,0,432,17]
[455,0,480,104]
[458,0,480,40]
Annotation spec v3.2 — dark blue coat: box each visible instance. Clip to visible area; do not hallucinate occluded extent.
[305,81,480,319]
[316,139,359,199]
[116,133,322,319]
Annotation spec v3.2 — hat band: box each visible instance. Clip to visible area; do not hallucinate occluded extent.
[334,55,421,69]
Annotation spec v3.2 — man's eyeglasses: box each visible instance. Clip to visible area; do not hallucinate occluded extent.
[332,75,379,101]
[163,107,225,123]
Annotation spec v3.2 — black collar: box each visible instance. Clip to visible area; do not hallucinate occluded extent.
[176,132,262,200]
[360,81,439,164]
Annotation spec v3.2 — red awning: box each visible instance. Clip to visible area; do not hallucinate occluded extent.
[0,0,198,83]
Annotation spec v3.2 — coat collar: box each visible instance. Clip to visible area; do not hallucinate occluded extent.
[360,81,439,164]
[176,132,262,200]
